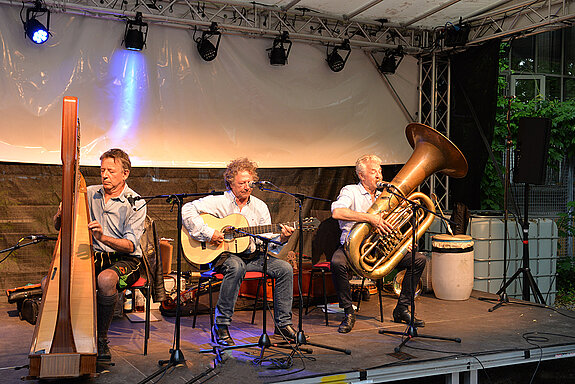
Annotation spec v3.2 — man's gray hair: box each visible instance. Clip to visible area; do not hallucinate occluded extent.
[355,154,383,177]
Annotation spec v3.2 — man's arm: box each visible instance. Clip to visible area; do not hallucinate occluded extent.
[182,198,223,245]
[88,220,135,253]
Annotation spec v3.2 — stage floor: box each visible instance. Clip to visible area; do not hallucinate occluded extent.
[2,290,575,383]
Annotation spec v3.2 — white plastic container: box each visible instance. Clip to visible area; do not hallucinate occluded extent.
[431,234,474,300]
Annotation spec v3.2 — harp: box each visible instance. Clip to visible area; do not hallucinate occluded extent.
[28,97,97,379]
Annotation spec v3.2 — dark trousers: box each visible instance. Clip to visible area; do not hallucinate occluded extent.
[330,246,426,311]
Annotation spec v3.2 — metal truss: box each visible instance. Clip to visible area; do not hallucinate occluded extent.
[466,0,575,45]
[418,53,451,211]
[1,0,430,52]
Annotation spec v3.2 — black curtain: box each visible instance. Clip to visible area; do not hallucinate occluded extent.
[449,40,501,209]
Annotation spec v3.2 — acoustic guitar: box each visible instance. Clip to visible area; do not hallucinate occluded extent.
[181,213,319,265]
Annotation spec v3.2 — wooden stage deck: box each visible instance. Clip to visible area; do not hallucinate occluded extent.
[2,289,575,383]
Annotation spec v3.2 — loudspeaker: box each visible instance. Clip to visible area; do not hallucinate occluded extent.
[514,117,551,185]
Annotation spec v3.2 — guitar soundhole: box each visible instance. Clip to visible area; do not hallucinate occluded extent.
[222,226,236,241]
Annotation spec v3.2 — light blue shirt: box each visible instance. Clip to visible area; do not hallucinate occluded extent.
[182,190,283,255]
[331,182,380,245]
[87,183,146,257]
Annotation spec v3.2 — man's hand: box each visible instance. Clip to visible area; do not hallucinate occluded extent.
[53,202,62,231]
[88,220,104,241]
[88,219,135,253]
[368,213,393,235]
[279,224,295,244]
[210,230,225,246]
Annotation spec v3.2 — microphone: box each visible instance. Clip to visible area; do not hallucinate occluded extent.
[27,235,58,241]
[248,181,271,189]
[376,182,393,190]
[126,194,138,210]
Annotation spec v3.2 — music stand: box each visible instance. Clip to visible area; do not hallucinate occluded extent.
[377,185,461,352]
[255,182,351,356]
[135,191,224,384]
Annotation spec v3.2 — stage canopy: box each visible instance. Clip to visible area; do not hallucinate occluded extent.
[1,0,573,167]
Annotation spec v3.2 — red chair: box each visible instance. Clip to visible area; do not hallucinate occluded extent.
[304,261,331,326]
[191,271,273,329]
[127,276,151,355]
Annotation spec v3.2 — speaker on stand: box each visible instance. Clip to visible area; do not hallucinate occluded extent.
[503,117,551,304]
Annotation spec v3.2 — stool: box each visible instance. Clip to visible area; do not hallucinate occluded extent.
[304,261,331,326]
[128,276,151,355]
[191,271,272,329]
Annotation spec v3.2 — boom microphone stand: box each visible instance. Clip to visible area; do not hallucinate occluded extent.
[255,182,351,355]
[136,191,224,384]
[0,235,58,264]
[378,185,461,352]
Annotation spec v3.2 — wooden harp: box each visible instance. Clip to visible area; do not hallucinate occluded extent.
[28,97,97,379]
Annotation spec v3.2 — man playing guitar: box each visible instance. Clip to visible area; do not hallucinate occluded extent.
[182,157,296,346]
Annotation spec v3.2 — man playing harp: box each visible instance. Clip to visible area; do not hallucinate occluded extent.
[53,148,146,361]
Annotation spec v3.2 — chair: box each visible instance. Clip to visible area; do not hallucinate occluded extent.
[191,270,273,329]
[124,215,166,356]
[127,276,151,355]
[304,261,331,325]
[306,217,384,325]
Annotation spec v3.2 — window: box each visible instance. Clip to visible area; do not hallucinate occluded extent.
[511,75,546,101]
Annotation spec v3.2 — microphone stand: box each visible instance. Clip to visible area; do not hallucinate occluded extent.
[255,182,351,356]
[136,191,224,384]
[377,185,461,352]
[198,231,281,365]
[0,236,57,264]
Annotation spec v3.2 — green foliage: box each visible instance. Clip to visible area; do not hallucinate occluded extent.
[480,42,575,210]
[556,257,575,307]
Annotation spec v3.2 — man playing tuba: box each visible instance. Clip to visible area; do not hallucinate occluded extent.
[330,154,426,333]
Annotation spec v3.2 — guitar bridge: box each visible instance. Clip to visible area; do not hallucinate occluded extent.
[201,241,206,250]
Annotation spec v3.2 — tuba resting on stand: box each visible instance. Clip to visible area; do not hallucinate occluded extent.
[28,97,97,379]
[345,123,468,281]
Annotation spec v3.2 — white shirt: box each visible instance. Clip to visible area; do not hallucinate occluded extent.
[331,182,380,245]
[182,190,283,255]
[86,183,146,256]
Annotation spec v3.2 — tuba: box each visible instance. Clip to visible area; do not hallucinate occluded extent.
[345,123,468,280]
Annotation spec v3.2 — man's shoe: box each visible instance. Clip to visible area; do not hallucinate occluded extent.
[97,338,111,362]
[274,324,298,341]
[337,313,356,333]
[212,324,235,346]
[393,307,425,328]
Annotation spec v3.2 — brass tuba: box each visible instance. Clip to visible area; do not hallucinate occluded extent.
[344,123,468,280]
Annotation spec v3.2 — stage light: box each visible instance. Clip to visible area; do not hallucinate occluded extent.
[23,1,50,44]
[196,22,221,62]
[376,46,404,75]
[444,18,470,47]
[326,39,351,72]
[268,31,292,66]
[123,12,148,51]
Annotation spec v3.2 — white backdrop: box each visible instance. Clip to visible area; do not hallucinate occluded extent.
[0,5,418,167]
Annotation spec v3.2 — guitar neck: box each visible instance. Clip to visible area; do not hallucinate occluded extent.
[239,221,298,236]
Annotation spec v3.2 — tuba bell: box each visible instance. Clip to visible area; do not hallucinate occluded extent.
[344,123,468,280]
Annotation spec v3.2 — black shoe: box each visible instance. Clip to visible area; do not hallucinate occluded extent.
[97,338,111,362]
[393,307,425,328]
[338,313,356,333]
[274,324,298,341]
[212,324,235,346]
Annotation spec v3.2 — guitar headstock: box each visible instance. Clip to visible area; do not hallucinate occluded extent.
[302,217,320,231]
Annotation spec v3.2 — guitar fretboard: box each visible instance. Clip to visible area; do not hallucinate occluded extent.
[233,221,299,238]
